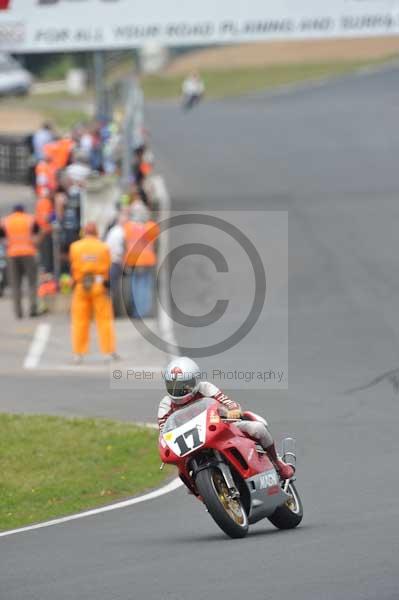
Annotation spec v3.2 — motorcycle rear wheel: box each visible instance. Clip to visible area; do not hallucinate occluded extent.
[268,481,303,530]
[196,467,249,539]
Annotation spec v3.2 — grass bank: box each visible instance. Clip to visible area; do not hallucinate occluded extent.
[142,58,395,100]
[0,413,170,531]
[0,92,90,132]
[23,93,90,130]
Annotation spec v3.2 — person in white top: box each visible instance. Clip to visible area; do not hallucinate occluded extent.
[105,209,130,316]
[80,130,93,157]
[65,150,91,186]
[33,123,54,162]
[182,71,205,111]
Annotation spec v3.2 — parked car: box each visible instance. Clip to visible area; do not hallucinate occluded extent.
[0,53,32,97]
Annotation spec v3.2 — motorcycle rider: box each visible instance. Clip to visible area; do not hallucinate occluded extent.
[181,71,205,110]
[158,357,294,480]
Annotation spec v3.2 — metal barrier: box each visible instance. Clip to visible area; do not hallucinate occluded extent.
[0,134,32,184]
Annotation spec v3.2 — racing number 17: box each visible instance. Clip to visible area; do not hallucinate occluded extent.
[175,427,201,454]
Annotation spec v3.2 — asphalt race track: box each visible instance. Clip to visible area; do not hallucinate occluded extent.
[2,66,399,599]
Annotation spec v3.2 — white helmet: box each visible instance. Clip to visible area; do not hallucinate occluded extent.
[164,357,201,405]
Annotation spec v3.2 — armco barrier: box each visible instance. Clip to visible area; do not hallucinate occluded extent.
[0,134,32,184]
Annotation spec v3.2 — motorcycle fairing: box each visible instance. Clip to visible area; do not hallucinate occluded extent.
[245,470,291,524]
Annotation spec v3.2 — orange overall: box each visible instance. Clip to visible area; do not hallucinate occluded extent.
[69,235,116,355]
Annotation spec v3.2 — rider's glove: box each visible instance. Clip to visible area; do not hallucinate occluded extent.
[227,409,241,420]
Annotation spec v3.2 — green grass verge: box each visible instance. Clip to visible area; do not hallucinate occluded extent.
[0,413,171,531]
[42,106,89,131]
[142,57,397,100]
[25,93,90,130]
[0,92,90,131]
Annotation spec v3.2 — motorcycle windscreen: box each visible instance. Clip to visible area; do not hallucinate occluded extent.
[163,398,215,433]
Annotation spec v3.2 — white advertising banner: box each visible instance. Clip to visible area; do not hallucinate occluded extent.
[1,0,399,53]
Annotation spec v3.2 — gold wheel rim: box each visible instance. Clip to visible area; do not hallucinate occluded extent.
[212,470,245,526]
[285,484,299,514]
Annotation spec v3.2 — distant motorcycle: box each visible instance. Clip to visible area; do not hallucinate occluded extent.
[182,93,202,111]
[181,74,205,111]
[0,242,7,297]
[159,397,303,539]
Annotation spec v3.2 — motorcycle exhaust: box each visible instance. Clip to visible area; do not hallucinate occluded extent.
[282,437,296,470]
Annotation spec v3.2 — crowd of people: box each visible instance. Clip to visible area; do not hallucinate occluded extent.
[0,116,159,362]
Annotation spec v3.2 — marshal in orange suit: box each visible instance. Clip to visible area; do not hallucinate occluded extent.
[69,222,118,363]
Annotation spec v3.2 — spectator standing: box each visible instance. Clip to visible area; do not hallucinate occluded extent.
[102,120,120,175]
[105,209,129,317]
[43,136,75,172]
[0,204,40,318]
[58,149,92,273]
[32,122,54,163]
[132,145,153,207]
[35,189,55,275]
[60,183,81,273]
[69,222,118,363]
[124,202,160,318]
[65,150,91,186]
[35,153,57,197]
[88,122,103,172]
[54,184,68,217]
[79,125,94,159]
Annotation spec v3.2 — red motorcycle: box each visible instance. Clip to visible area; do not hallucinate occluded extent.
[159,397,303,539]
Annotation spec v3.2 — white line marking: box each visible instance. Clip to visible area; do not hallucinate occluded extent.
[152,174,180,359]
[132,421,158,430]
[23,323,51,370]
[0,477,183,539]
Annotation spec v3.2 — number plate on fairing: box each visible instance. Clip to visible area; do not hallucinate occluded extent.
[163,410,207,457]
[259,470,279,490]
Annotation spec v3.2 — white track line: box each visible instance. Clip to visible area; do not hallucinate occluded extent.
[23,323,51,370]
[0,477,183,539]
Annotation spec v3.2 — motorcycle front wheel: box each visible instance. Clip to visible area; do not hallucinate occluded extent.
[195,467,249,539]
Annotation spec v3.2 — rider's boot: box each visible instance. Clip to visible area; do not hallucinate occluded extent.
[265,442,294,480]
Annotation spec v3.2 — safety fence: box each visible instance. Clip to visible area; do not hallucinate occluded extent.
[0,134,33,185]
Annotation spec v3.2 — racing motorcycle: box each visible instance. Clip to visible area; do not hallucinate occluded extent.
[159,397,303,539]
